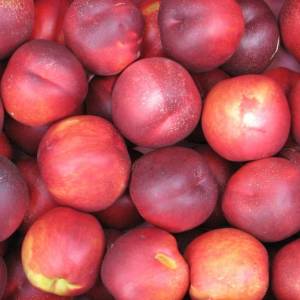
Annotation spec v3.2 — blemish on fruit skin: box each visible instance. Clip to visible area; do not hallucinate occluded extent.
[155,253,177,269]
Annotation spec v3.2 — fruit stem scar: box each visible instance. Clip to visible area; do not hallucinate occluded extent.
[154,252,177,269]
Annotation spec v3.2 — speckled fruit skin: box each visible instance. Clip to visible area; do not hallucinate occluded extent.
[272,239,300,300]
[130,147,218,232]
[31,0,72,44]
[0,0,34,59]
[22,207,105,297]
[101,227,189,300]
[96,193,143,230]
[289,80,300,144]
[185,228,269,300]
[0,156,29,242]
[223,0,279,75]
[38,115,131,212]
[112,57,201,148]
[0,257,6,300]
[194,144,233,228]
[63,0,144,76]
[1,40,88,127]
[202,75,290,162]
[158,0,244,72]
[222,157,300,242]
[139,0,163,58]
[85,76,118,121]
[280,0,300,62]
[17,157,58,232]
[4,248,72,300]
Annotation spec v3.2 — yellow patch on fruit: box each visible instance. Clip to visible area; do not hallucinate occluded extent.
[143,1,160,16]
[190,285,211,300]
[155,253,177,269]
[24,268,82,296]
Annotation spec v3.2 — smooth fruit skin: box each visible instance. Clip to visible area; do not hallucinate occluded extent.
[101,227,189,300]
[38,115,131,212]
[139,0,163,58]
[31,0,72,44]
[289,80,300,144]
[96,193,143,230]
[185,228,269,300]
[1,40,88,127]
[272,239,300,300]
[280,0,300,62]
[130,147,218,232]
[63,0,144,76]
[0,0,34,59]
[158,0,244,72]
[112,57,201,148]
[0,156,29,242]
[0,257,6,300]
[222,0,279,75]
[202,75,290,162]
[85,76,118,121]
[17,157,58,232]
[222,157,300,242]
[22,207,105,297]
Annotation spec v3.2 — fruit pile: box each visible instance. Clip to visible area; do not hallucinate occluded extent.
[0,0,300,299]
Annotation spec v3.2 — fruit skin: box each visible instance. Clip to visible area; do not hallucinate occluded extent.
[31,0,72,44]
[222,157,300,242]
[264,0,284,18]
[185,228,269,300]
[101,227,189,300]
[1,40,88,127]
[202,75,290,161]
[130,146,218,232]
[289,80,300,144]
[194,144,233,228]
[63,0,144,76]
[96,192,143,230]
[0,0,34,59]
[38,115,131,212]
[280,0,300,62]
[85,76,118,121]
[272,239,300,300]
[0,257,7,300]
[112,57,201,148]
[139,0,163,58]
[22,207,105,297]
[4,247,72,300]
[0,133,13,160]
[0,156,29,241]
[17,157,58,232]
[158,0,244,72]
[223,0,279,75]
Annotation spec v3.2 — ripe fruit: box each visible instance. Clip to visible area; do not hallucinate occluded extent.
[130,147,218,232]
[112,57,201,148]
[63,0,144,75]
[202,75,290,161]
[22,207,105,296]
[185,228,269,300]
[101,227,189,300]
[158,0,244,72]
[1,40,88,126]
[222,157,300,242]
[38,115,131,212]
